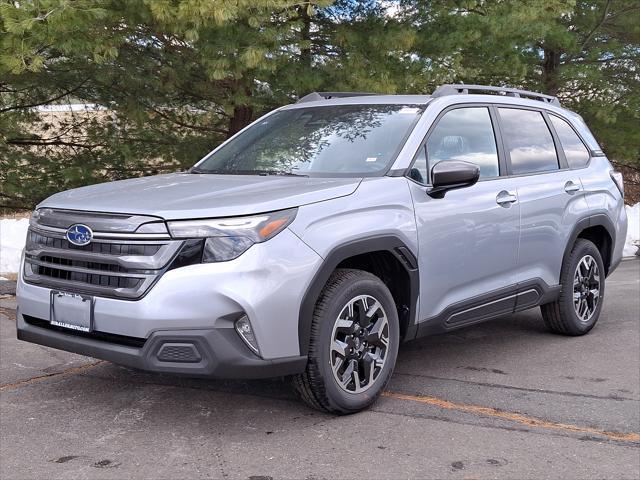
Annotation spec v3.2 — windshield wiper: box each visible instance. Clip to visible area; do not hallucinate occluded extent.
[189,167,308,177]
[256,170,309,177]
[189,168,237,175]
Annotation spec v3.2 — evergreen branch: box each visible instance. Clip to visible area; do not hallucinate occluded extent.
[0,79,89,114]
[459,7,486,16]
[149,107,229,134]
[6,139,105,148]
[573,55,639,64]
[605,6,640,22]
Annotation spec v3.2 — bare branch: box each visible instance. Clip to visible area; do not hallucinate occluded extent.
[579,0,612,53]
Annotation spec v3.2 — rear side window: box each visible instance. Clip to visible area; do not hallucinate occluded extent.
[499,108,559,175]
[424,107,500,180]
[550,115,590,168]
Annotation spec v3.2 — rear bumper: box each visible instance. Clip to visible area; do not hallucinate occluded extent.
[16,309,307,379]
[607,199,628,276]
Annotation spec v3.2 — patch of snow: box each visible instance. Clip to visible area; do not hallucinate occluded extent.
[0,218,30,274]
[623,203,640,257]
[36,104,105,112]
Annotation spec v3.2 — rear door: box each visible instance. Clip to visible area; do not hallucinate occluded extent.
[496,107,589,290]
[407,105,520,330]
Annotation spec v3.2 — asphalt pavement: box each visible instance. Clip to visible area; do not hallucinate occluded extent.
[1,259,639,479]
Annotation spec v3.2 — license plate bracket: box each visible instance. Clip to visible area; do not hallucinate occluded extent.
[50,291,94,332]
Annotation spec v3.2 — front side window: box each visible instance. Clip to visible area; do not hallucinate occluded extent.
[194,105,424,176]
[550,115,590,168]
[419,107,499,183]
[409,145,428,184]
[499,108,559,175]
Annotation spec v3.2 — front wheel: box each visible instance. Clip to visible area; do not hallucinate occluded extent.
[541,238,605,335]
[292,269,399,414]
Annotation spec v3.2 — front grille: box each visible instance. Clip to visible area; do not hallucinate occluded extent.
[29,230,162,256]
[40,254,126,273]
[23,210,183,299]
[32,262,142,289]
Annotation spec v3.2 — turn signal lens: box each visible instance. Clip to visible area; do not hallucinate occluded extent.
[259,218,288,240]
[235,315,260,356]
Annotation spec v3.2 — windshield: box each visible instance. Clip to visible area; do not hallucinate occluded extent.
[193,105,424,176]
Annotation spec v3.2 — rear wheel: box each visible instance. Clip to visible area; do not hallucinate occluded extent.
[541,238,605,335]
[292,269,399,414]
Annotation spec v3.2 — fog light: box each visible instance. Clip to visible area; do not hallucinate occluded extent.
[235,315,260,356]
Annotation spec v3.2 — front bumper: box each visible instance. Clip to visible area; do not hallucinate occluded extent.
[16,228,322,376]
[17,311,307,378]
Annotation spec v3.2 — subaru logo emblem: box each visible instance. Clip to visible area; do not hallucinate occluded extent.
[66,224,93,246]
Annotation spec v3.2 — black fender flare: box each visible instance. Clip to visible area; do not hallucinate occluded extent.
[298,235,419,356]
[563,213,616,273]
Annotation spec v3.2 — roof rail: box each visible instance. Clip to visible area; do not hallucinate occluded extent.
[297,92,376,103]
[432,84,560,106]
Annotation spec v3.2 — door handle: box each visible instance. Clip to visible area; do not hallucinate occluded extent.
[564,180,581,194]
[496,190,517,205]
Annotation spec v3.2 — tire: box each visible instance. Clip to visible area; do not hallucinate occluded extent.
[292,268,400,414]
[541,238,605,336]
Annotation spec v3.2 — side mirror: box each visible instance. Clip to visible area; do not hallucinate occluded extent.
[427,160,480,198]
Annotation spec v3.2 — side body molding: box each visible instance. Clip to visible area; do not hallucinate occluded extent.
[416,278,562,337]
[297,235,419,356]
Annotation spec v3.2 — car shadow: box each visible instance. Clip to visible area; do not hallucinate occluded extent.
[82,308,551,403]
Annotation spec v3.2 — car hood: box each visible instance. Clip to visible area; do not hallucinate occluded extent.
[39,173,362,220]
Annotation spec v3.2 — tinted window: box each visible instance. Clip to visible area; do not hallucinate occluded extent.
[422,107,499,181]
[195,105,423,176]
[409,145,427,184]
[550,115,590,168]
[499,108,559,175]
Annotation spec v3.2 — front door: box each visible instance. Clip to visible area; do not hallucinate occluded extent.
[407,105,520,330]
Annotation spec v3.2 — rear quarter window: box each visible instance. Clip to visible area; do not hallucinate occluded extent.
[550,115,590,168]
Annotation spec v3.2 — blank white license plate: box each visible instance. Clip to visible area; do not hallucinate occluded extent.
[50,292,94,332]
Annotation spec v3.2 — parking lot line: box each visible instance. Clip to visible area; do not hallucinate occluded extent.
[382,390,640,443]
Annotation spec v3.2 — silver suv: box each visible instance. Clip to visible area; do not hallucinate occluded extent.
[16,84,628,413]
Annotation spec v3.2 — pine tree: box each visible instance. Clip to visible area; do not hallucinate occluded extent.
[1,0,638,211]
[401,0,640,163]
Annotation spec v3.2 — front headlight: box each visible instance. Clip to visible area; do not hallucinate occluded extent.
[167,208,297,262]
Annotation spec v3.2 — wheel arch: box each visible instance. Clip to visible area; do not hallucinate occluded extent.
[563,214,616,276]
[298,236,419,356]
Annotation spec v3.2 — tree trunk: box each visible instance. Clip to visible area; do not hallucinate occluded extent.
[542,47,561,96]
[299,4,312,68]
[227,104,253,138]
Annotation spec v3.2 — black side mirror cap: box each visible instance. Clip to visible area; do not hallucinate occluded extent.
[427,160,480,198]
